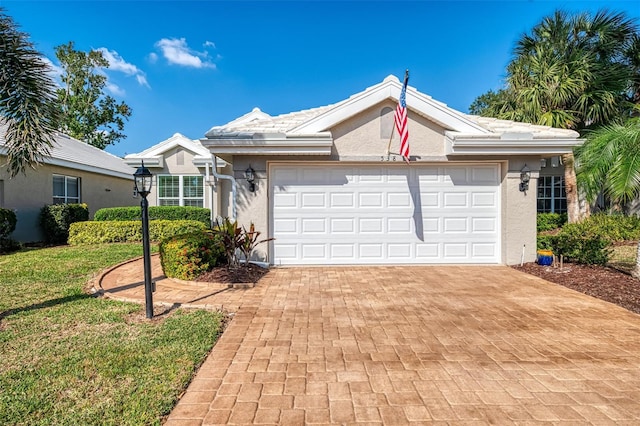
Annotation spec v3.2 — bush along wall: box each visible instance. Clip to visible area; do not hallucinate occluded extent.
[159,231,226,281]
[68,220,207,245]
[94,206,211,226]
[40,204,89,244]
[0,208,20,253]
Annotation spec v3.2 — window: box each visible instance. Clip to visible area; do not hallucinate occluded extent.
[53,175,80,204]
[157,175,204,207]
[537,176,566,213]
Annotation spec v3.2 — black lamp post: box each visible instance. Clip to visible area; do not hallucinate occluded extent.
[133,161,154,319]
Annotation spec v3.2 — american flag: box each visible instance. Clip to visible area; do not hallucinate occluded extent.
[395,70,410,162]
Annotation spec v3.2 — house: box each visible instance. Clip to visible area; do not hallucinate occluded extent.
[123,133,227,222]
[0,123,138,242]
[203,75,582,266]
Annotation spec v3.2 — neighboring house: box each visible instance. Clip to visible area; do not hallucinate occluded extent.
[0,123,137,242]
[123,133,227,222]
[197,75,581,266]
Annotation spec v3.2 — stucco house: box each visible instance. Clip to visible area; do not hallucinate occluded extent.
[0,123,137,242]
[123,133,226,220]
[202,75,582,266]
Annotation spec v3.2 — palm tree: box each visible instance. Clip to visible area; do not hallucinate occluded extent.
[0,9,58,177]
[473,10,639,222]
[576,115,640,276]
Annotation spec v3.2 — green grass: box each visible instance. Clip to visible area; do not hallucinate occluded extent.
[0,244,225,425]
[609,243,637,274]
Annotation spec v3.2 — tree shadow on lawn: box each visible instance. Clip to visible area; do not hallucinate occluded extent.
[0,293,90,323]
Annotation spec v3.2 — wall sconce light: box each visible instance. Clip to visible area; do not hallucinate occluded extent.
[245,166,256,192]
[540,158,547,168]
[519,164,531,192]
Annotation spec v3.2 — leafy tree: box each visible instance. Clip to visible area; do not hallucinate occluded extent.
[0,9,58,176]
[471,10,639,222]
[54,41,132,150]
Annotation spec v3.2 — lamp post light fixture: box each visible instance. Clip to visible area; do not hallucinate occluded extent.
[519,164,531,193]
[133,161,154,319]
[245,166,256,192]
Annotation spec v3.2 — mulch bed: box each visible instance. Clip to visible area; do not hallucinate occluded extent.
[196,264,269,284]
[512,262,640,315]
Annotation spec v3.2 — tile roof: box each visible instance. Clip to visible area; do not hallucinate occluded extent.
[205,75,579,140]
[0,121,134,179]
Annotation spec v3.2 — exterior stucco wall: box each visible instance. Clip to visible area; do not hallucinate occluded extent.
[502,158,540,265]
[331,100,446,159]
[0,162,136,242]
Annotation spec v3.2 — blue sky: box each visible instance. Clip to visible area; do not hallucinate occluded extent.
[3,0,640,158]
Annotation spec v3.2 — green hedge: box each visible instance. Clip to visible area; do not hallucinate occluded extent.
[40,204,89,244]
[537,213,567,232]
[94,206,211,225]
[159,231,226,281]
[0,208,17,238]
[0,208,19,253]
[68,220,207,245]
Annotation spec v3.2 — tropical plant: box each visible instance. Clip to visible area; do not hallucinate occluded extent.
[213,218,272,269]
[239,222,274,266]
[212,218,244,269]
[0,9,59,176]
[576,115,640,276]
[471,9,640,222]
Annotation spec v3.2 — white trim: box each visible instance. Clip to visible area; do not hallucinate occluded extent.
[200,133,333,155]
[291,76,487,134]
[445,136,583,155]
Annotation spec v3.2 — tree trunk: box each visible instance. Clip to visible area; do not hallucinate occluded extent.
[563,152,588,223]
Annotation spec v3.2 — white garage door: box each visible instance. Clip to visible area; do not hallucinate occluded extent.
[270,164,501,265]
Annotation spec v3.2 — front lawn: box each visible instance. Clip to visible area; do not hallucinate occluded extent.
[0,244,224,425]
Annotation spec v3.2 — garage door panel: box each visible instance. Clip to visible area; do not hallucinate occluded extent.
[301,218,326,233]
[271,164,500,264]
[330,193,354,207]
[359,193,383,207]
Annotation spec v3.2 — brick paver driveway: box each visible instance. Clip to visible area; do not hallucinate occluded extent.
[161,265,640,425]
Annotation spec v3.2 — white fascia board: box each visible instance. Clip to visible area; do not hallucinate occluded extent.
[291,79,488,135]
[446,136,583,155]
[192,156,228,168]
[47,157,134,180]
[291,86,394,133]
[201,133,333,155]
[123,156,164,168]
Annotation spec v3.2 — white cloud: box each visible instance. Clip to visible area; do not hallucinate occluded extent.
[97,48,150,88]
[42,57,64,83]
[106,81,125,97]
[148,52,158,64]
[204,40,216,49]
[154,37,216,69]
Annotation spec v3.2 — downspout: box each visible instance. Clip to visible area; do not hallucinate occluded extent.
[209,154,237,221]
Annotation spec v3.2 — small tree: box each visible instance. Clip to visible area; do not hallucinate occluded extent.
[54,41,132,150]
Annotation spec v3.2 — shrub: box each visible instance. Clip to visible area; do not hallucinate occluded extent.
[0,208,20,253]
[94,206,211,225]
[68,220,207,245]
[212,218,273,268]
[0,208,17,238]
[159,231,226,280]
[40,204,89,244]
[545,222,613,265]
[576,213,640,242]
[537,213,567,232]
